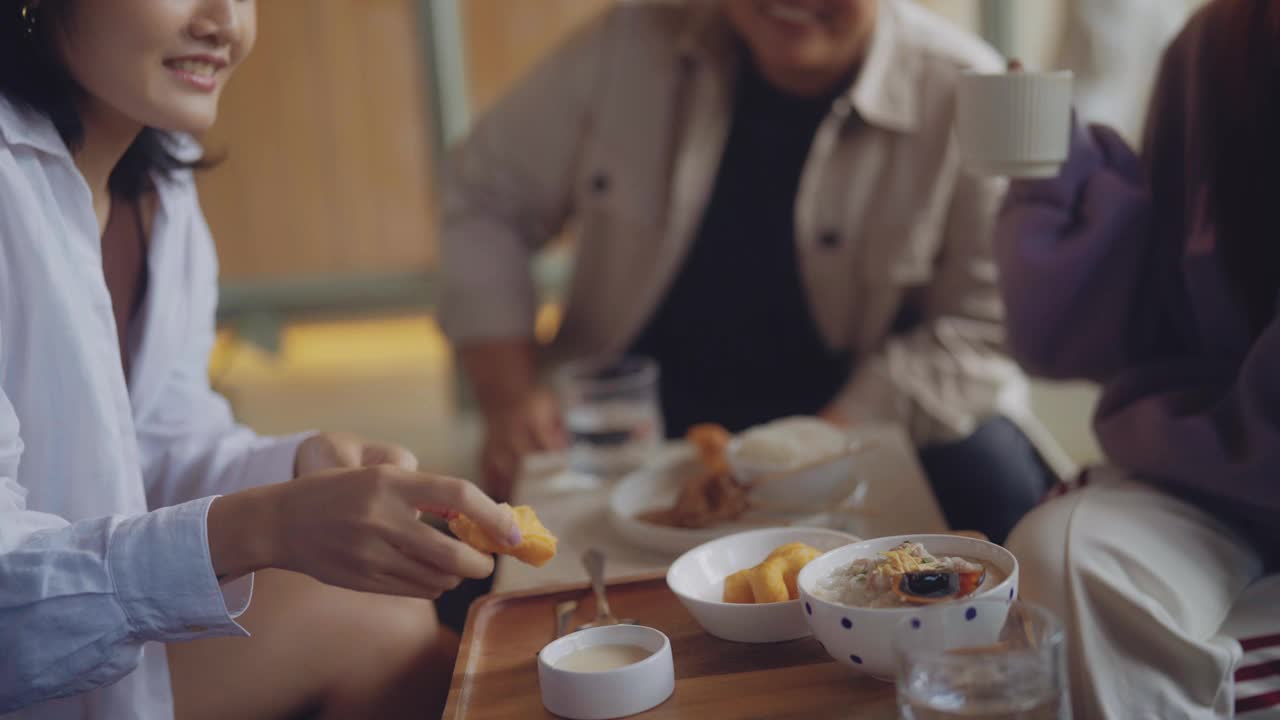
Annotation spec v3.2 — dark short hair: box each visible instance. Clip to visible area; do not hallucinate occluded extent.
[1199,0,1280,337]
[0,0,205,199]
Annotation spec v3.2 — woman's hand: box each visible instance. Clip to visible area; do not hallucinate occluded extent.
[294,431,419,476]
[479,387,567,501]
[209,466,519,600]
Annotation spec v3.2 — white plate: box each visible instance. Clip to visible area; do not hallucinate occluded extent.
[608,445,852,556]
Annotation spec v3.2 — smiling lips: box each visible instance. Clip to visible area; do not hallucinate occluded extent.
[163,57,225,92]
[763,0,826,27]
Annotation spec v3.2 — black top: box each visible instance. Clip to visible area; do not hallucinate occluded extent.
[629,58,853,437]
[102,195,149,384]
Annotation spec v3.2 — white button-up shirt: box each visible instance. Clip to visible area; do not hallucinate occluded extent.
[0,96,306,719]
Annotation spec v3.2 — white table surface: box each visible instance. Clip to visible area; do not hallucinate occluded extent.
[492,423,948,593]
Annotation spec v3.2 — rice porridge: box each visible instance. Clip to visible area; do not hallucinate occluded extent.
[814,541,1004,608]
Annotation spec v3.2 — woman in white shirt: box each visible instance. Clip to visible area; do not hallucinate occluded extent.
[0,2,517,718]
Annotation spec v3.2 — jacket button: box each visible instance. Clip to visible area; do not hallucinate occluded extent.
[820,230,840,248]
[591,172,610,194]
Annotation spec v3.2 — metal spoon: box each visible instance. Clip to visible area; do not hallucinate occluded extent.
[577,548,635,631]
[553,599,578,640]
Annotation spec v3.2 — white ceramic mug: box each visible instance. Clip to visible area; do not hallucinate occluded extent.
[955,69,1073,178]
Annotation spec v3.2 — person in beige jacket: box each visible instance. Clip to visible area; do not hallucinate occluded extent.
[441,0,1063,542]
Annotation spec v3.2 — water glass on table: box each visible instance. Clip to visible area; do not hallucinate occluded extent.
[894,599,1070,719]
[553,355,663,487]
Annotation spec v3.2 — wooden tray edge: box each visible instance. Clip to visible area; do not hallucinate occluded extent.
[445,570,670,719]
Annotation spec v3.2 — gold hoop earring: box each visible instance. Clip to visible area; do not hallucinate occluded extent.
[19,3,37,37]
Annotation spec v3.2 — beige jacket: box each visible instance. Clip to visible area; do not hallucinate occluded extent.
[442,0,1059,459]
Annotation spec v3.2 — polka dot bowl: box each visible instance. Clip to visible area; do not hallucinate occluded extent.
[795,534,1019,680]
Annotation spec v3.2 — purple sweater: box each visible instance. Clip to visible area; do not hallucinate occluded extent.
[996,12,1279,538]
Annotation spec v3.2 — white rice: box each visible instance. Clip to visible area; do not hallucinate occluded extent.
[733,416,846,469]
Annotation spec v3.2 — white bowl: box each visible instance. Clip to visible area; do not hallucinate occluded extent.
[796,534,1019,680]
[727,437,864,512]
[538,625,675,720]
[666,527,860,643]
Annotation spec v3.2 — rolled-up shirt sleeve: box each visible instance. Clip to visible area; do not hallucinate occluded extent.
[0,389,250,713]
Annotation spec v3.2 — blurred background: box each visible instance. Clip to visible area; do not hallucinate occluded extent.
[204,0,1204,480]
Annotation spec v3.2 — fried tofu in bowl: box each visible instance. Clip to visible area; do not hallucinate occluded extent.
[665,527,859,643]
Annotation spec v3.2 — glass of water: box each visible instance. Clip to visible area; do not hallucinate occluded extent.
[894,599,1070,720]
[553,355,663,486]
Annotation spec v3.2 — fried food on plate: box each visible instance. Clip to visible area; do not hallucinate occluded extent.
[638,422,749,529]
[687,422,733,474]
[638,470,749,529]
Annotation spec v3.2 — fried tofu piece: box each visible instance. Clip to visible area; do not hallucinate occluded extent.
[722,569,755,604]
[767,543,815,562]
[448,504,558,568]
[774,545,821,598]
[721,542,822,604]
[747,559,792,603]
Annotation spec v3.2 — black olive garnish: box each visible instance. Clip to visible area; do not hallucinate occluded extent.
[900,571,960,599]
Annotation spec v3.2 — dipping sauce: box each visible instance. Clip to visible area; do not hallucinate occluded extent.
[555,644,653,672]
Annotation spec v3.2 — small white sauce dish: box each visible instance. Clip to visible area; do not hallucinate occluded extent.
[537,624,675,720]
[796,534,1020,680]
[666,527,860,643]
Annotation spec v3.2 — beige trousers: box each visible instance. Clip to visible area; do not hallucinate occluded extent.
[1007,469,1266,719]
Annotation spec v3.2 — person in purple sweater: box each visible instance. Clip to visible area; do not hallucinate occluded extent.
[998,0,1279,716]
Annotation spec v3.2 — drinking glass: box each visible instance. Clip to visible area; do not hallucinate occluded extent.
[894,599,1070,720]
[553,356,663,487]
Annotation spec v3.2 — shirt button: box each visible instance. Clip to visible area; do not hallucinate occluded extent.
[820,230,841,249]
[591,172,610,194]
[185,624,208,633]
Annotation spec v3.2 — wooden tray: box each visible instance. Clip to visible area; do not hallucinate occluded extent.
[444,573,896,719]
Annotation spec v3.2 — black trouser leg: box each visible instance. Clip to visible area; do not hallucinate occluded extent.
[917,416,1056,545]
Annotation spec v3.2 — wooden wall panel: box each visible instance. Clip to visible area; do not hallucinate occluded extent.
[461,0,613,116]
[198,0,437,282]
[198,0,1037,285]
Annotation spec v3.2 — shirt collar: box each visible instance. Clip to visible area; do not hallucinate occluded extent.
[0,93,72,157]
[847,0,920,133]
[675,3,737,74]
[676,0,921,134]
[0,93,202,186]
